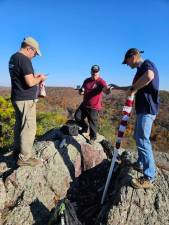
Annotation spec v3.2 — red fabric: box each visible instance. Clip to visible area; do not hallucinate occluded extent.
[125,99,133,107]
[115,95,134,149]
[116,142,121,149]
[120,120,128,126]
[122,111,131,116]
[117,131,124,138]
[82,77,107,110]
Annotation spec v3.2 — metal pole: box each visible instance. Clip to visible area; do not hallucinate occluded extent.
[101,148,118,205]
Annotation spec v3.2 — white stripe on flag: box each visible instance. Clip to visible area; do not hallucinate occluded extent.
[122,106,132,114]
[127,96,134,101]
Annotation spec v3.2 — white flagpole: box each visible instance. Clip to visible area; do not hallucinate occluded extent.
[101,148,118,205]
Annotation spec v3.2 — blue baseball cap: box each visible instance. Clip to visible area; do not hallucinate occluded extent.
[122,48,144,64]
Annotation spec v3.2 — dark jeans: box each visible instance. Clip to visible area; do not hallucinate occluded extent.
[74,104,98,139]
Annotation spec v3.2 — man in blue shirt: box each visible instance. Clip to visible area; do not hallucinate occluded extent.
[114,48,159,189]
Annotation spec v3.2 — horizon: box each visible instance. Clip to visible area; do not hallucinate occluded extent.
[0,85,168,92]
[0,0,169,91]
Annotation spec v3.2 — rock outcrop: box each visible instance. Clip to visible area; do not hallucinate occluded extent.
[0,129,106,225]
[0,128,169,225]
[105,152,169,225]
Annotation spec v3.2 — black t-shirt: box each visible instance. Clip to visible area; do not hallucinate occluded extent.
[9,52,37,101]
[133,60,159,115]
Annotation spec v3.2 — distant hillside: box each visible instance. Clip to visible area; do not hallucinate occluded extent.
[0,87,169,153]
[0,87,10,97]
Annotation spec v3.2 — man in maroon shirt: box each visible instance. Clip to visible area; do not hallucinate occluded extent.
[75,65,110,144]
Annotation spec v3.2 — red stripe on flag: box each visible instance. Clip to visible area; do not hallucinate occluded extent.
[116,142,121,149]
[121,120,128,126]
[118,131,124,138]
[125,99,134,107]
[122,111,130,116]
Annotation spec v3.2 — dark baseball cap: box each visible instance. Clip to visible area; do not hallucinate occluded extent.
[122,48,144,64]
[91,65,100,72]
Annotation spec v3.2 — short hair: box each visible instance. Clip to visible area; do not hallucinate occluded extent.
[20,42,30,49]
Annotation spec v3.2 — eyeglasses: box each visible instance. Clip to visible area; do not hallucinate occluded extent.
[29,46,37,56]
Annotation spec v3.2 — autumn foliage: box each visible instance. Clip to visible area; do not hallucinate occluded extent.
[0,87,168,153]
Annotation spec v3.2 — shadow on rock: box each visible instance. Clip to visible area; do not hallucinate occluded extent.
[0,151,18,180]
[37,128,84,181]
[64,154,133,225]
[30,198,50,225]
[96,165,132,225]
[54,135,84,181]
[64,160,109,225]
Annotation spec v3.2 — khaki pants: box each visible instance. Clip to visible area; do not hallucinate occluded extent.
[12,100,36,160]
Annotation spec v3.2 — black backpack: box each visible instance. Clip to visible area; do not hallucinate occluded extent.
[48,198,82,225]
[60,120,79,136]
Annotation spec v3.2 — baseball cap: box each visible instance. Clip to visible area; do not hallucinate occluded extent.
[122,48,144,64]
[23,36,42,56]
[91,65,100,72]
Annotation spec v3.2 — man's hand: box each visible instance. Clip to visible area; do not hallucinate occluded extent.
[79,88,84,95]
[126,86,137,97]
[25,73,47,87]
[103,86,111,94]
[34,74,47,82]
[109,84,120,89]
[109,83,131,91]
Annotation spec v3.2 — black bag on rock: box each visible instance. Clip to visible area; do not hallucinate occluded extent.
[60,120,79,136]
[48,198,82,225]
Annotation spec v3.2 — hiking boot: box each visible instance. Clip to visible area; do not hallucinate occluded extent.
[17,158,42,167]
[131,176,154,189]
[132,162,143,173]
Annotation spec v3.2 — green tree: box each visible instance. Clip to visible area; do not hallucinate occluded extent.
[0,96,15,148]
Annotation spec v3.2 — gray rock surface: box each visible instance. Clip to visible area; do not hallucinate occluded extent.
[0,128,169,225]
[0,129,106,225]
[104,151,169,225]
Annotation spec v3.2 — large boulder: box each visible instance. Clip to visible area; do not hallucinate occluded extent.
[0,128,169,225]
[104,151,169,225]
[0,128,106,225]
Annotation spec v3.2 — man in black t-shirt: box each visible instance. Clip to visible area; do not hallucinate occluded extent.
[9,37,47,167]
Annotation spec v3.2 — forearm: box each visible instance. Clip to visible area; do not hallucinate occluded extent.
[27,77,42,87]
[133,78,150,90]
[109,83,130,90]
[25,74,47,87]
[132,70,154,91]
[117,86,131,90]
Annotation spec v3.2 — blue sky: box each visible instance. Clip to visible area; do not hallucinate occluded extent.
[0,0,169,90]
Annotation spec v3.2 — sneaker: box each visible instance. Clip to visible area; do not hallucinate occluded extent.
[131,176,154,189]
[17,158,42,167]
[132,162,143,173]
